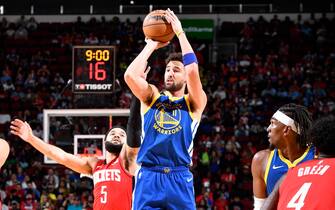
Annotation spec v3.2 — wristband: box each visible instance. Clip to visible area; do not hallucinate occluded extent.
[183,53,198,66]
[253,196,265,210]
[176,30,184,37]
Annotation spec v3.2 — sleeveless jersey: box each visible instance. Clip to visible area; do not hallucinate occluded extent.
[278,158,335,210]
[92,157,132,210]
[264,146,316,195]
[137,94,199,166]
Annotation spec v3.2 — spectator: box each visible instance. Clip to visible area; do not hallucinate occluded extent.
[26,17,38,31]
[44,169,59,189]
[32,125,43,139]
[84,33,99,45]
[20,193,38,210]
[67,195,82,210]
[14,26,28,39]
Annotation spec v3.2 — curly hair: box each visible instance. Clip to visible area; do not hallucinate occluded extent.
[278,103,312,147]
[309,115,335,156]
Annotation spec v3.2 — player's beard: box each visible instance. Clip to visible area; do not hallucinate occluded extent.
[164,80,184,92]
[105,141,123,154]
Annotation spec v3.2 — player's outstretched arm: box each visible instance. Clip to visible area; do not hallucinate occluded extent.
[252,149,270,209]
[120,95,142,175]
[165,8,207,117]
[124,39,167,104]
[0,138,10,168]
[10,119,94,174]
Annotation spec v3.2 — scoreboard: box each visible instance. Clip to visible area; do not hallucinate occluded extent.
[72,46,116,94]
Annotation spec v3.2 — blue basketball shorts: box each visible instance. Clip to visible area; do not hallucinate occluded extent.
[132,165,196,210]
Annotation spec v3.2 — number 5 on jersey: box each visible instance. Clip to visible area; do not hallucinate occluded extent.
[287,182,312,210]
[101,185,107,203]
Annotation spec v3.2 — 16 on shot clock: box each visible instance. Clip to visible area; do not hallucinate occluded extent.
[72,46,116,93]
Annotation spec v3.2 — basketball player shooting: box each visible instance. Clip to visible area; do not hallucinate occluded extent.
[10,96,142,210]
[124,8,207,210]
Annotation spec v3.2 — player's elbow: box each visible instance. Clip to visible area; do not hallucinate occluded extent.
[124,70,133,85]
[0,139,9,168]
[124,68,141,85]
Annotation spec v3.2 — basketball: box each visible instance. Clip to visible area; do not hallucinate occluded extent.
[142,10,175,43]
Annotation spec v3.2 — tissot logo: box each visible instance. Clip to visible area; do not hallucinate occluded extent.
[75,84,112,90]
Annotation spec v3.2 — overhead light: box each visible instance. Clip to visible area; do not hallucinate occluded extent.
[60,5,64,14]
[130,0,134,4]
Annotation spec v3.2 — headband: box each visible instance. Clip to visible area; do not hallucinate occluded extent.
[272,110,301,134]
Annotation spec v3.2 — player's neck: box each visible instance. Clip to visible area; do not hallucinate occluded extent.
[280,143,307,163]
[106,152,119,164]
[167,88,185,98]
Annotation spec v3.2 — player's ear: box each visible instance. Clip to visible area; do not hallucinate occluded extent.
[283,126,290,136]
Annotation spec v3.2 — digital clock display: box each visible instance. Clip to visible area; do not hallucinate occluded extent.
[72,46,116,93]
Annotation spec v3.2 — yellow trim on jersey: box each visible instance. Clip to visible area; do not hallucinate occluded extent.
[162,90,172,97]
[278,146,311,168]
[143,94,160,115]
[184,95,194,120]
[169,96,183,101]
[161,90,184,101]
[168,94,184,101]
[264,150,275,184]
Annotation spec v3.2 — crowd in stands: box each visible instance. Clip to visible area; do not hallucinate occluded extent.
[0,13,334,209]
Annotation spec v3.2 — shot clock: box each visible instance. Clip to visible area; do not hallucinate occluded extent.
[72,46,116,93]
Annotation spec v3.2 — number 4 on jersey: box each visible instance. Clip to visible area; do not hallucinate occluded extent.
[287,182,312,210]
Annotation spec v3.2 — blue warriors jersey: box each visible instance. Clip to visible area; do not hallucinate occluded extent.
[264,146,316,195]
[137,94,199,167]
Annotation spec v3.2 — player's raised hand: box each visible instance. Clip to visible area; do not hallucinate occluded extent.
[145,38,169,50]
[10,119,34,142]
[165,8,183,36]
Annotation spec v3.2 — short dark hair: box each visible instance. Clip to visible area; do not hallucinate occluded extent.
[165,52,183,64]
[278,103,312,147]
[104,125,126,141]
[309,115,335,156]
